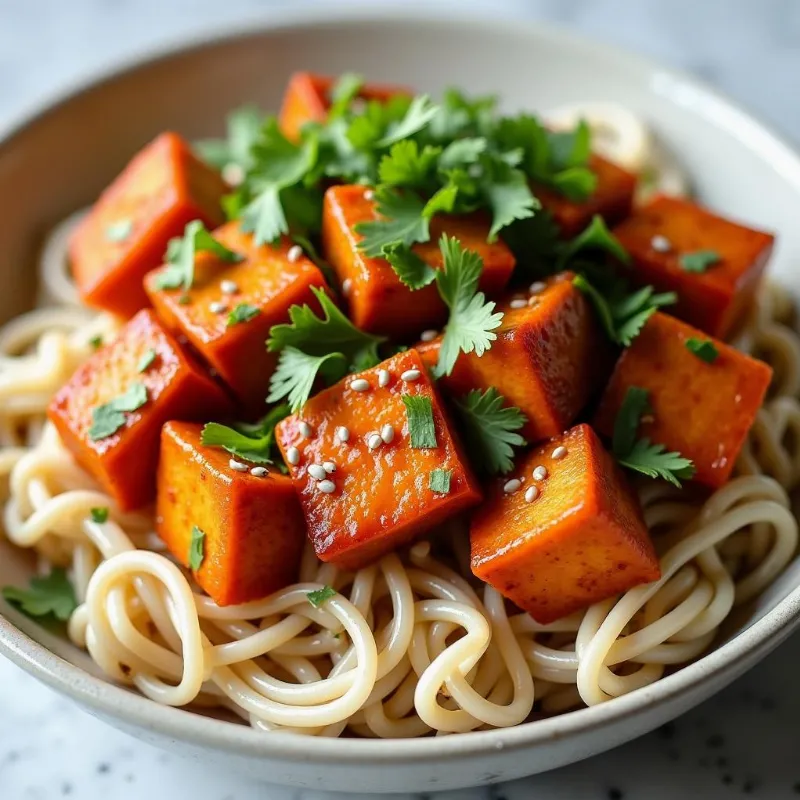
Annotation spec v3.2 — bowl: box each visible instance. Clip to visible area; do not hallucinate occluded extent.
[2,5,800,794]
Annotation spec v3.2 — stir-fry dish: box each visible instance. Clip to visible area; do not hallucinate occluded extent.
[2,72,798,737]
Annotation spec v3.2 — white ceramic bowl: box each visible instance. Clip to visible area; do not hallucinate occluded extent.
[2,6,800,794]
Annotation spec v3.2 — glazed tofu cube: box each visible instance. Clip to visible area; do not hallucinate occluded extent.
[145,221,328,413]
[47,310,234,510]
[275,349,482,569]
[278,71,412,141]
[534,154,637,238]
[322,185,515,338]
[612,195,775,338]
[157,422,306,606]
[471,423,659,623]
[70,132,227,319]
[593,312,772,488]
[416,273,612,443]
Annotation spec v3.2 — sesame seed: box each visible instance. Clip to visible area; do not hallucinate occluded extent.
[250,466,268,477]
[401,369,421,382]
[533,465,548,481]
[287,446,300,465]
[287,244,303,263]
[651,234,671,253]
[308,464,327,480]
[335,425,350,443]
[298,421,313,438]
[367,433,383,450]
[364,189,375,201]
[318,479,336,494]
[229,459,248,472]
[503,478,521,494]
[528,296,539,307]
[378,369,390,387]
[350,378,370,392]
[529,281,546,294]
[509,298,528,309]
[322,461,336,473]
[209,301,227,314]
[380,424,395,444]
[552,446,567,460]
[342,278,353,297]
[220,279,239,295]
[525,485,539,503]
[420,329,438,342]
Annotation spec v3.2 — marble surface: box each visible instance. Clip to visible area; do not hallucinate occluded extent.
[2,1,800,798]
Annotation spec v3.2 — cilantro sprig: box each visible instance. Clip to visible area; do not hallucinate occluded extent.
[201,404,290,465]
[685,337,719,363]
[88,383,148,441]
[2,569,77,622]
[453,388,527,475]
[612,386,695,487]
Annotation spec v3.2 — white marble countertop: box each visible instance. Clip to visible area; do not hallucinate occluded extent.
[2,1,800,798]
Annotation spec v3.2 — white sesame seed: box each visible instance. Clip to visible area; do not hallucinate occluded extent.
[342,278,353,297]
[420,329,438,342]
[528,296,540,307]
[503,478,522,494]
[318,479,336,494]
[509,298,528,309]
[401,369,421,382]
[287,244,303,263]
[220,279,239,295]
[209,301,227,314]
[308,464,328,480]
[533,465,548,481]
[525,485,539,503]
[367,433,383,450]
[298,421,313,438]
[222,163,245,187]
[229,458,248,472]
[529,281,547,294]
[552,446,567,460]
[364,189,375,201]
[351,378,370,392]
[335,425,350,443]
[651,234,672,253]
[323,461,336,473]
[380,424,395,444]
[250,466,268,477]
[287,446,300,466]
[378,368,390,387]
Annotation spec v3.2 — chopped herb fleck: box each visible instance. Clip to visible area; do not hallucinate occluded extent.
[88,383,148,441]
[227,303,261,326]
[178,294,191,305]
[88,335,103,350]
[685,337,718,363]
[679,249,721,273]
[104,219,133,242]
[402,395,437,448]
[307,585,337,608]
[137,348,157,373]
[90,507,109,524]
[188,526,206,571]
[428,469,452,494]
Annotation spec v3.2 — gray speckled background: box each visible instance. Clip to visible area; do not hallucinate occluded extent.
[1,1,800,798]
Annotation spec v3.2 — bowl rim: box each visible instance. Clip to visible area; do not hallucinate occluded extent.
[2,1,800,766]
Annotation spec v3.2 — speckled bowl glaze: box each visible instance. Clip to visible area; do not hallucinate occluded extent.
[1,6,800,794]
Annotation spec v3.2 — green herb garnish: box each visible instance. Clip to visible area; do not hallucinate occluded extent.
[90,507,109,524]
[2,569,77,622]
[105,219,133,242]
[201,404,290,465]
[195,105,264,172]
[679,249,721,273]
[137,348,157,373]
[189,526,206,571]
[88,383,148,441]
[88,335,103,350]
[428,469,452,494]
[402,395,438,449]
[685,338,719,364]
[307,585,337,608]
[227,303,261,326]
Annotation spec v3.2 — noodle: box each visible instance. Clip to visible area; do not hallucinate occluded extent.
[1,177,798,737]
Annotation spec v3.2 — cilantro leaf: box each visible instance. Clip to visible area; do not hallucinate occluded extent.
[685,337,719,363]
[328,73,364,119]
[481,163,538,241]
[195,105,263,171]
[382,243,437,290]
[453,388,527,475]
[105,219,133,242]
[267,348,347,412]
[156,220,242,291]
[201,405,290,464]
[90,507,109,524]
[611,386,652,458]
[227,303,261,326]
[429,469,452,494]
[680,249,721,273]
[377,95,440,147]
[550,166,598,201]
[88,383,148,440]
[557,214,630,269]
[378,140,441,188]
[434,235,504,377]
[547,120,591,171]
[402,396,437,448]
[439,137,487,170]
[307,585,337,608]
[189,526,206,571]
[88,335,103,350]
[2,569,77,622]
[422,183,459,218]
[137,348,157,373]
[355,187,431,257]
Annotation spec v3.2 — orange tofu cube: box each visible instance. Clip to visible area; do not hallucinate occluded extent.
[157,422,306,606]
[612,195,775,338]
[416,273,612,443]
[471,424,659,624]
[322,185,515,338]
[534,154,637,238]
[48,310,234,511]
[593,312,772,488]
[278,71,412,141]
[70,132,227,319]
[275,349,482,569]
[145,222,328,413]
